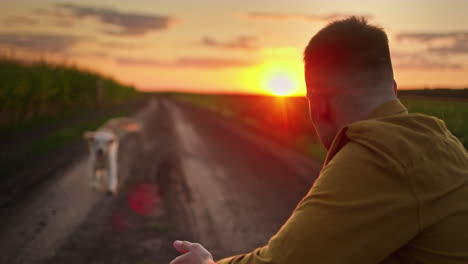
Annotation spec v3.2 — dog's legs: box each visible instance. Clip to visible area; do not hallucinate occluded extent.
[107,143,119,195]
[88,155,100,190]
[91,169,98,190]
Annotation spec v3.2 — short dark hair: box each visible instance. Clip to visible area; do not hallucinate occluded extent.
[304,17,393,93]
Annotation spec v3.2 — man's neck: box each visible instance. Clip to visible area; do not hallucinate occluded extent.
[344,96,397,126]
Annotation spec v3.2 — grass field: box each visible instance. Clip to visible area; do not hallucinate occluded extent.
[400,96,468,149]
[168,92,468,161]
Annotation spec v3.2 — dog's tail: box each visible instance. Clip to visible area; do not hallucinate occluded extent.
[101,117,141,138]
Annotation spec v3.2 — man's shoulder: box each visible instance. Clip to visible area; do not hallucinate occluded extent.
[340,113,467,169]
[325,138,403,174]
[316,140,407,198]
[351,112,448,136]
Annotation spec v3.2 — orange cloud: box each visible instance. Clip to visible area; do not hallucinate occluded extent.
[201,35,258,50]
[392,52,463,70]
[0,33,81,53]
[395,32,468,43]
[2,15,38,27]
[115,56,257,69]
[395,32,468,56]
[56,3,178,36]
[242,12,372,22]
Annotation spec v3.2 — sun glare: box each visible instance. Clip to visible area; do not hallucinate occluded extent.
[242,58,305,96]
[258,60,304,96]
[267,74,295,96]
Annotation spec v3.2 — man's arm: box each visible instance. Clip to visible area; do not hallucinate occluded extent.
[216,246,272,264]
[217,142,419,264]
[171,142,419,264]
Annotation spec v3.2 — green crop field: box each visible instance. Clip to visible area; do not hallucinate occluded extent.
[400,96,468,149]
[0,58,138,131]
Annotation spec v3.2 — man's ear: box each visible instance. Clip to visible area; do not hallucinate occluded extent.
[393,80,398,96]
[83,131,94,140]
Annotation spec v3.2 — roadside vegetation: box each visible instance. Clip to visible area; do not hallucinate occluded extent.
[0,58,138,135]
[168,90,468,161]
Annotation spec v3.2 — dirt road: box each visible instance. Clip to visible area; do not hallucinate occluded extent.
[0,97,322,264]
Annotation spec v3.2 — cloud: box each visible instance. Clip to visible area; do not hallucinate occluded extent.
[115,57,165,67]
[0,33,81,53]
[2,16,39,27]
[176,57,256,68]
[392,52,463,70]
[115,56,256,68]
[243,12,372,22]
[31,7,76,28]
[56,3,177,36]
[201,35,258,50]
[63,50,108,59]
[428,40,468,55]
[394,61,463,70]
[99,41,140,50]
[395,32,468,42]
[395,31,468,55]
[33,7,67,17]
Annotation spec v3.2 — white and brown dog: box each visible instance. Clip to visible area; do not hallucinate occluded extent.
[84,117,139,195]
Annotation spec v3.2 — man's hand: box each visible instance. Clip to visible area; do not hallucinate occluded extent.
[170,240,215,264]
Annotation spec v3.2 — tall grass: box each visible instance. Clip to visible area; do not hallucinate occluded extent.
[0,58,138,129]
[400,96,468,148]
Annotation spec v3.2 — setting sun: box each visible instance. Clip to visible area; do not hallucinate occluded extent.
[257,60,304,96]
[242,58,306,97]
[267,74,296,96]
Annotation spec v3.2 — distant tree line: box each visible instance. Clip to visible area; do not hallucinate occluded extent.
[399,88,468,99]
[0,58,138,126]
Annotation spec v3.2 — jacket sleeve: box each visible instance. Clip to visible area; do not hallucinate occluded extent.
[217,142,419,264]
[217,246,273,264]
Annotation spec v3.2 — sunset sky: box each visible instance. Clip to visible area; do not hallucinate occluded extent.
[1,0,467,95]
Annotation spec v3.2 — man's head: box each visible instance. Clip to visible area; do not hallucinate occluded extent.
[304,16,397,149]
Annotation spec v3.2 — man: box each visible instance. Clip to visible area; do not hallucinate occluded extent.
[169,17,468,264]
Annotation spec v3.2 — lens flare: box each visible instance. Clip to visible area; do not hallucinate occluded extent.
[128,184,160,215]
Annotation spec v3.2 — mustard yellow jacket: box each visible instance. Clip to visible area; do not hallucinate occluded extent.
[218,99,468,264]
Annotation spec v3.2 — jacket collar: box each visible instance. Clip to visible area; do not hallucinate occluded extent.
[323,99,408,166]
[367,99,408,119]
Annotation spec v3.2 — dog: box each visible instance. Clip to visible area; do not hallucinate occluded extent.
[84,117,139,195]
